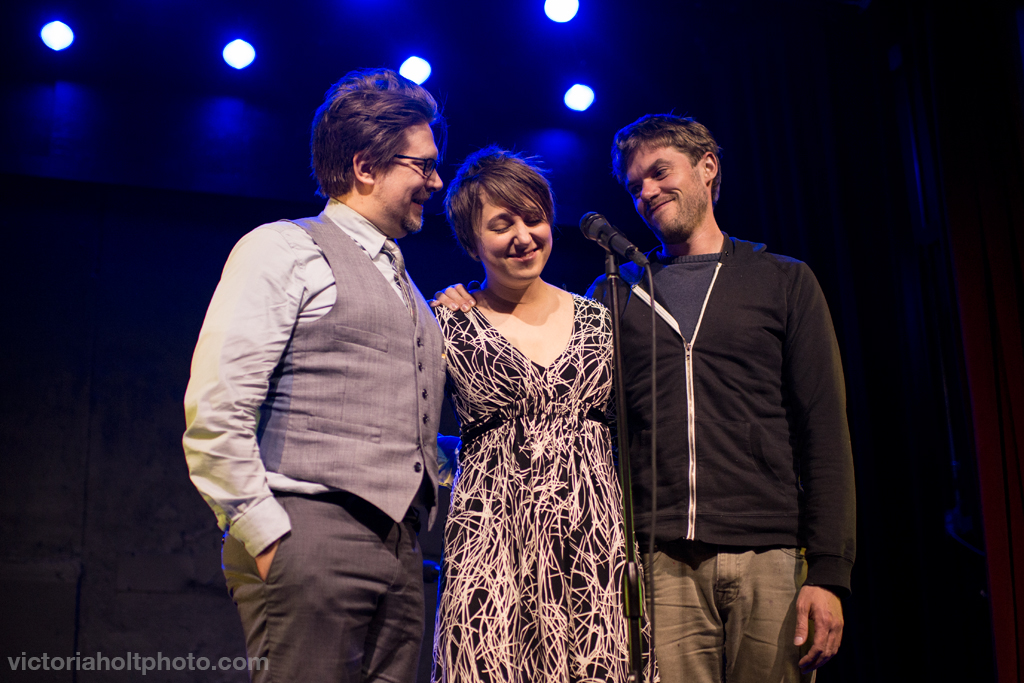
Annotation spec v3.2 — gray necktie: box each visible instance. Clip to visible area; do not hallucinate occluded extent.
[382,239,415,318]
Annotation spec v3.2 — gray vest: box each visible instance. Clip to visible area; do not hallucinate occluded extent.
[256,213,446,527]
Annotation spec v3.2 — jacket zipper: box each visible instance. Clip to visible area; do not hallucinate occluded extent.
[631,262,721,540]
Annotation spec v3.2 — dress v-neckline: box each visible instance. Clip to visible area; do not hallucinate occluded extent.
[469,295,579,372]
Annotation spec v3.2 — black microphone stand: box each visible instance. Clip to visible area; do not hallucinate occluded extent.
[603,250,644,682]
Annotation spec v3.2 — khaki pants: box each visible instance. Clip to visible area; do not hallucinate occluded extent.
[646,541,814,683]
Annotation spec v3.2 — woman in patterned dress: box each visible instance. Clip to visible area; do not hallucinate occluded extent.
[431,147,655,683]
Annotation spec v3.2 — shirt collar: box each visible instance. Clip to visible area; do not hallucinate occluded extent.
[323,198,389,259]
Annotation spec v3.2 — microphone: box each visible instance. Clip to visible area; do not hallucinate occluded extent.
[579,213,649,267]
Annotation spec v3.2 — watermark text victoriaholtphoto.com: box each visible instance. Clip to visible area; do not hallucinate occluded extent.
[8,652,267,675]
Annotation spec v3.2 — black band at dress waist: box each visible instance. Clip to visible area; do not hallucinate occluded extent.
[460,407,607,443]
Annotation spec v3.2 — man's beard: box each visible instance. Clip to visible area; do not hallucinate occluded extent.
[400,193,433,236]
[401,214,424,236]
[651,184,708,245]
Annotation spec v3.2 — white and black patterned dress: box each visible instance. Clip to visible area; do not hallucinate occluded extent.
[432,294,655,683]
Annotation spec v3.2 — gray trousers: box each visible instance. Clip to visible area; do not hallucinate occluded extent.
[223,492,424,683]
[646,541,814,683]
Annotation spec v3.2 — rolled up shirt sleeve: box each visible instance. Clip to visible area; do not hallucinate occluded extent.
[183,225,319,558]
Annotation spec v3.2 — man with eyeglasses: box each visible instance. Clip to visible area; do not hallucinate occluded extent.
[183,68,447,682]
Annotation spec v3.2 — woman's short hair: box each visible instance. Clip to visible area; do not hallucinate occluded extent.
[310,68,444,199]
[445,146,555,259]
[611,114,722,205]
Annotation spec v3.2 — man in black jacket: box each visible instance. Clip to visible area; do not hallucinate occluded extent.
[586,114,855,683]
[433,115,855,682]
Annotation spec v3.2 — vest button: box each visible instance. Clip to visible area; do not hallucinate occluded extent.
[416,337,423,347]
[422,389,428,399]
[418,362,423,371]
[414,462,422,473]
[422,414,428,424]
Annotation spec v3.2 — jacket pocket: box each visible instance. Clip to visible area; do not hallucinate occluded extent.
[331,324,389,353]
[695,418,793,515]
[634,419,692,517]
[304,415,382,444]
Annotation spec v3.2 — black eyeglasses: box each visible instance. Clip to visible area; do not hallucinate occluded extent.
[392,154,438,178]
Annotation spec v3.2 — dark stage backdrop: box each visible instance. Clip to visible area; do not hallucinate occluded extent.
[932,3,1024,681]
[1,1,1021,681]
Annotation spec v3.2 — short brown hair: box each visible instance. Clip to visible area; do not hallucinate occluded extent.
[612,114,722,204]
[445,146,555,259]
[310,68,444,198]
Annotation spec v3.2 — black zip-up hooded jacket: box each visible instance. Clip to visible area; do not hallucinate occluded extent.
[589,234,856,593]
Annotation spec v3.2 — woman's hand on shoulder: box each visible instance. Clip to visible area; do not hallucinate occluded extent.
[432,283,479,312]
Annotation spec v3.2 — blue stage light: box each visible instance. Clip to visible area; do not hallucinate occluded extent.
[564,84,594,111]
[400,56,432,85]
[545,0,579,23]
[222,39,255,70]
[41,21,74,51]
